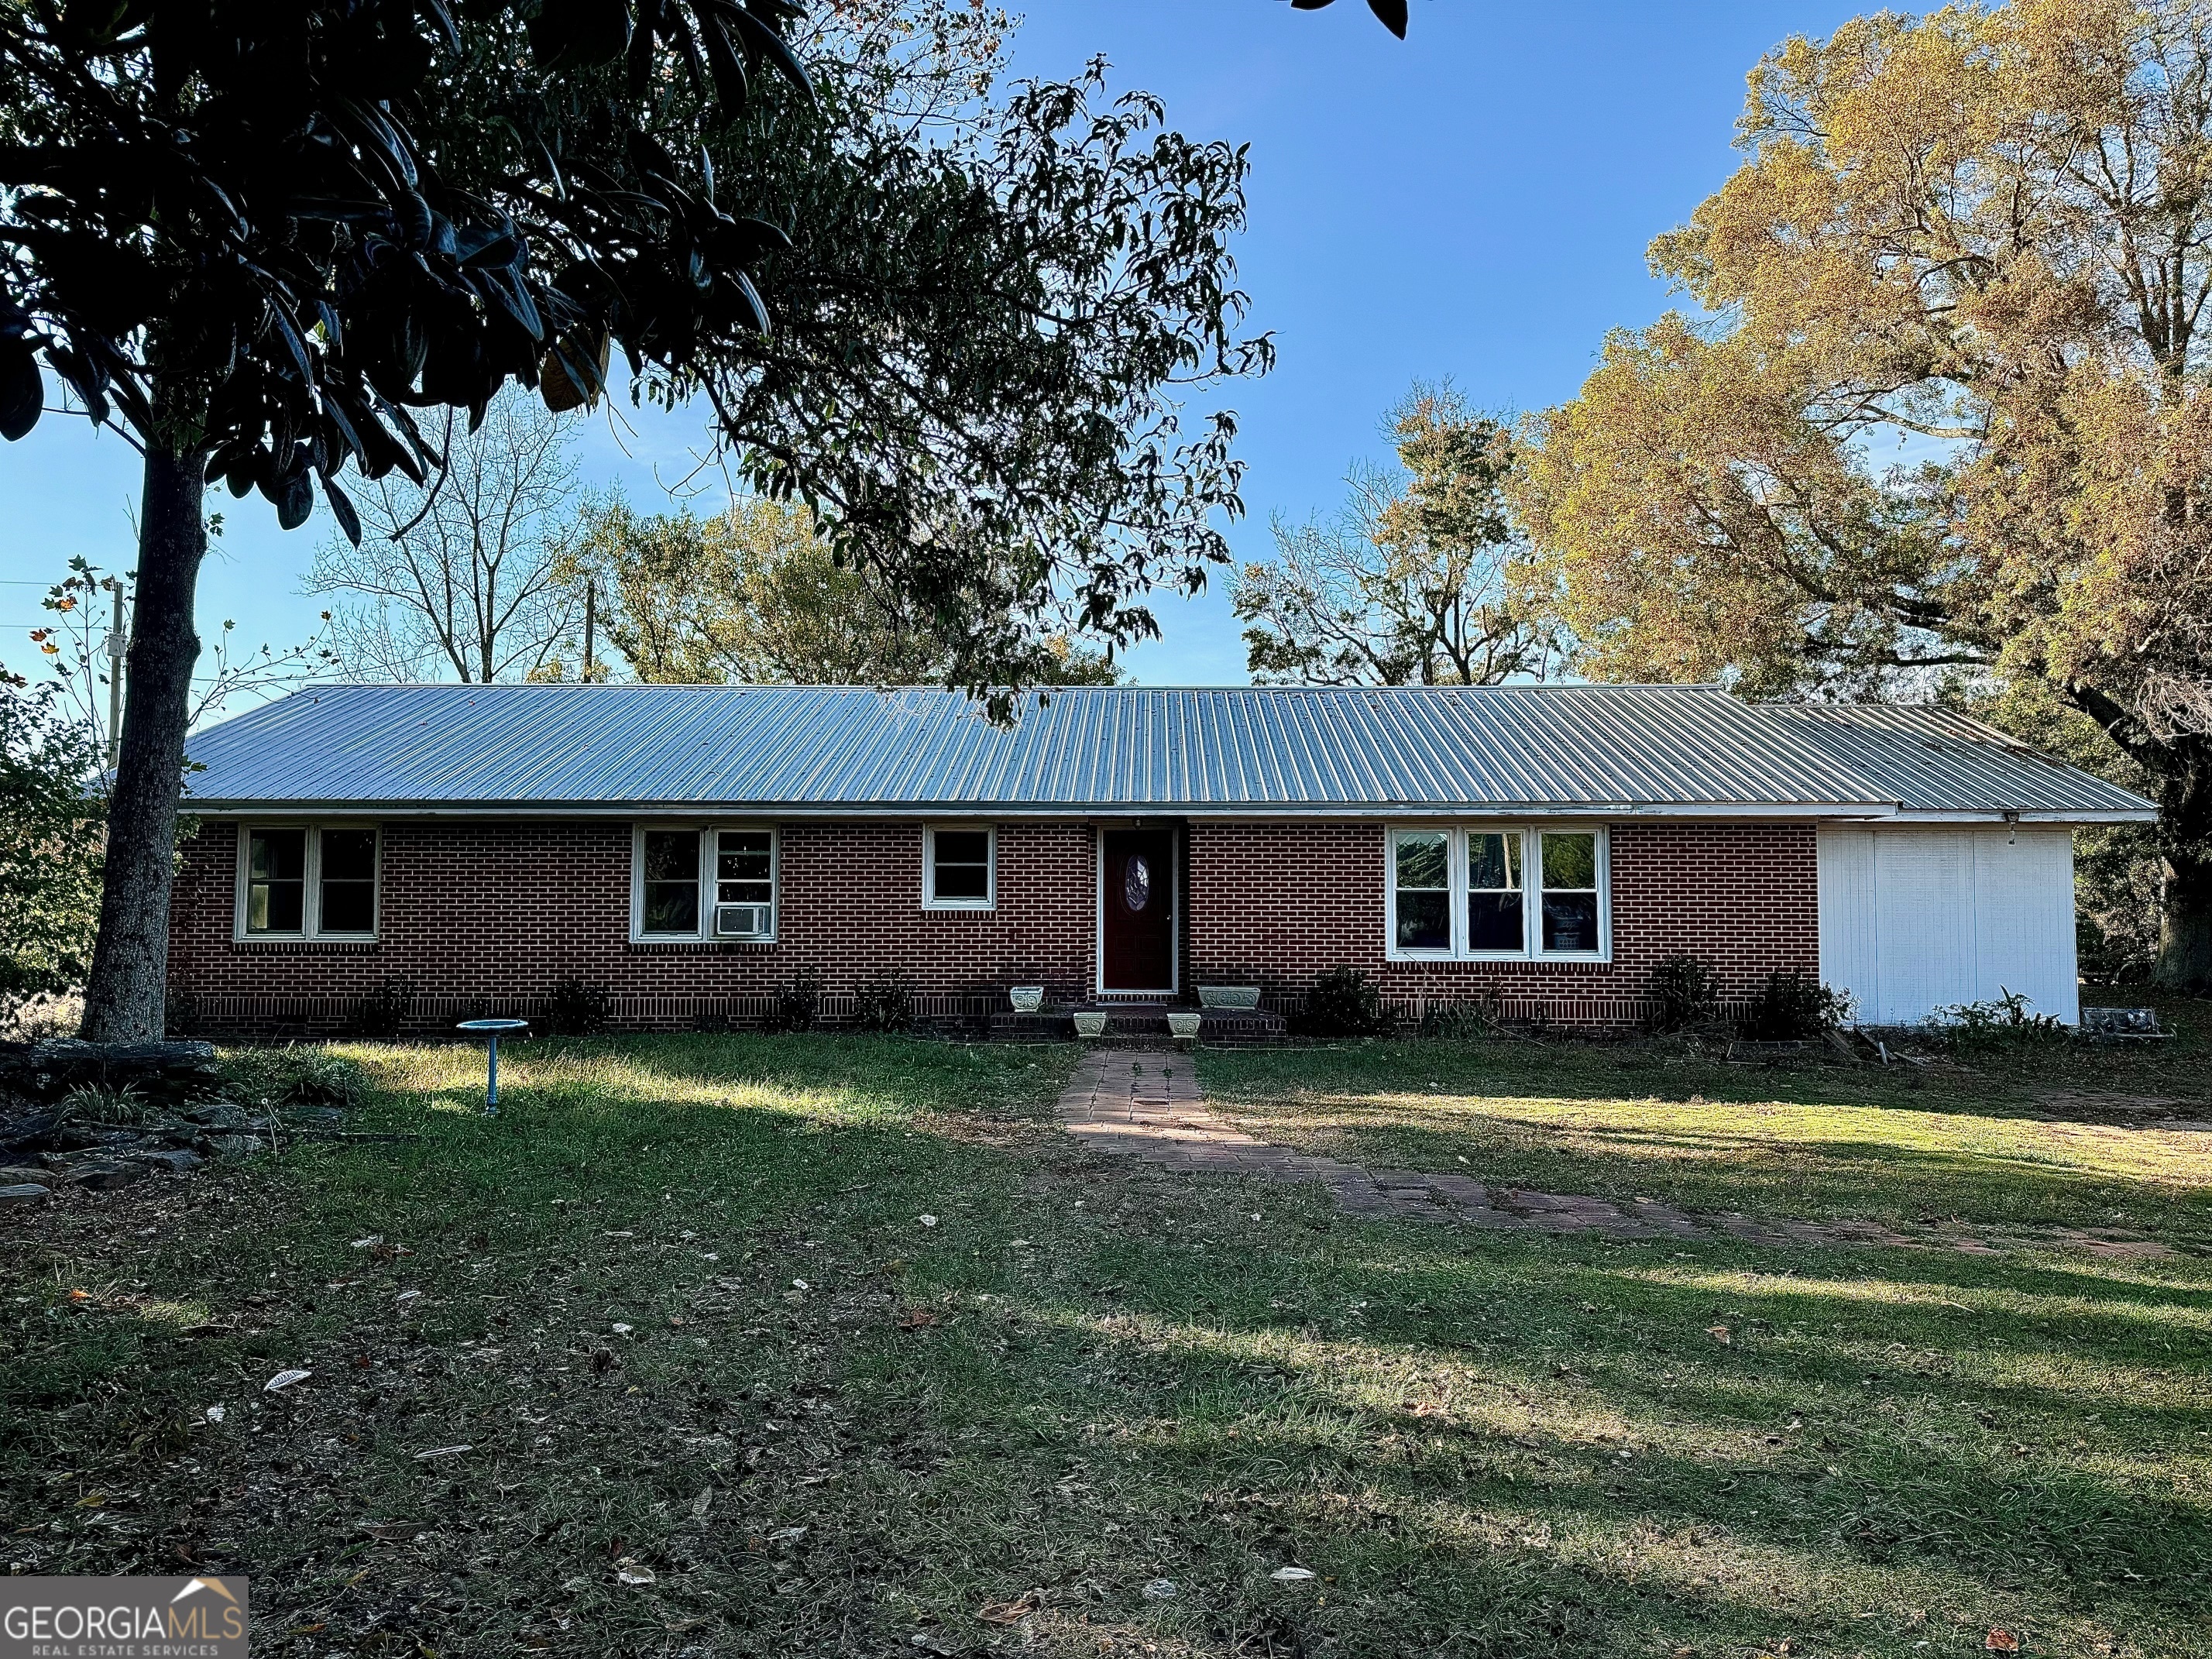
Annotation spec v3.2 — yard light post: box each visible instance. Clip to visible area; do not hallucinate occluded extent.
[456,1018,531,1115]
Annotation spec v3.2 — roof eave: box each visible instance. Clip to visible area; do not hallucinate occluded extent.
[181,798,1909,819]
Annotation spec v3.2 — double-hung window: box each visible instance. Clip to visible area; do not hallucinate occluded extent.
[237,825,380,939]
[923,825,995,909]
[1386,826,1608,960]
[633,826,778,941]
[1391,831,1451,951]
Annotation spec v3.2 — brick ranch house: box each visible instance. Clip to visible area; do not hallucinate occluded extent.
[164,683,2153,1037]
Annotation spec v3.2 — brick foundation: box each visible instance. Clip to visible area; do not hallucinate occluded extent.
[165,818,1819,1038]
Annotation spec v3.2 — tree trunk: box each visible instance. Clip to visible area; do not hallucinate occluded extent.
[79,441,208,1042]
[2159,847,2212,990]
[2148,736,2212,991]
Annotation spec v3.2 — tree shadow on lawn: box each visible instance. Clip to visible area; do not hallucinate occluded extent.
[1200,1033,2212,1128]
[1047,1212,2210,1647]
[5,1037,2208,1658]
[1194,1103,2212,1243]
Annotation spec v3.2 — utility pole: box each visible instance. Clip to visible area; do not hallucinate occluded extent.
[101,576,127,767]
[583,577,596,683]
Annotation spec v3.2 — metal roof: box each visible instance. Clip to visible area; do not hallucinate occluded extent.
[1760,702,2152,816]
[177,682,2156,821]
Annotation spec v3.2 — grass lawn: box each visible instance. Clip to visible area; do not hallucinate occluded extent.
[1201,1005,2212,1246]
[2,1029,2208,1658]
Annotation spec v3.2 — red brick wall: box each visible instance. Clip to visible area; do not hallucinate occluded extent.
[1186,821,1819,1027]
[166,817,1819,1036]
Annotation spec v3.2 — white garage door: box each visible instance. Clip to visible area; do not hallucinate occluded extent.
[1817,826,2079,1026]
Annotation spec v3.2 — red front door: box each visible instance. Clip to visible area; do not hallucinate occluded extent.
[1101,830,1176,992]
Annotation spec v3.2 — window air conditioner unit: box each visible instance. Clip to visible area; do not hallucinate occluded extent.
[714,903,772,939]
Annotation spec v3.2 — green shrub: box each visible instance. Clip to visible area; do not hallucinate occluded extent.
[214,1046,366,1110]
[1417,998,1502,1039]
[57,1082,150,1127]
[1737,970,1850,1041]
[770,968,823,1032]
[1931,988,2067,1049]
[544,977,612,1037]
[344,977,414,1041]
[1647,953,1718,1033]
[852,973,915,1033]
[1300,967,1393,1037]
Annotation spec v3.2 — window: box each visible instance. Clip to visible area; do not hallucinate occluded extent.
[237,825,378,939]
[924,826,994,908]
[714,830,775,938]
[1392,831,1451,951]
[319,828,379,933]
[633,826,777,940]
[1539,831,1600,953]
[1466,830,1523,951]
[245,828,306,934]
[1386,826,1608,960]
[641,830,702,936]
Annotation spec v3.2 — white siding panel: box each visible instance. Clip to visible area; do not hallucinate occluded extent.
[1970,828,2080,1023]
[1816,827,1879,1019]
[1874,830,1976,1024]
[1817,826,2080,1025]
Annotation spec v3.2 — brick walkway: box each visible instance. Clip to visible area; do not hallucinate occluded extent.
[1056,1048,2175,1256]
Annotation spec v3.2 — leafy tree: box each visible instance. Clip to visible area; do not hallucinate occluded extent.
[308,393,586,682]
[0,2,1264,1039]
[1512,0,2212,986]
[1233,386,1560,685]
[569,496,1121,685]
[0,675,105,1016]
[23,555,336,755]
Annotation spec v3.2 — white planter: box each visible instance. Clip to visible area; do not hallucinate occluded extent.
[1197,985,1261,1011]
[1073,1012,1109,1039]
[1008,986,1046,1014]
[1166,1012,1202,1040]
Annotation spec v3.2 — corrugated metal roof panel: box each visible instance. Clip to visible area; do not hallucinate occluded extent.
[1760,702,2152,816]
[177,683,2155,819]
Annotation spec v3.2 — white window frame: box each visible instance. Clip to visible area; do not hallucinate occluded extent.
[1383,825,1611,963]
[631,823,778,943]
[922,823,997,911]
[233,822,380,941]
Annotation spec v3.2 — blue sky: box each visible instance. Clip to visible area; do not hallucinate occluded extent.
[0,0,1873,689]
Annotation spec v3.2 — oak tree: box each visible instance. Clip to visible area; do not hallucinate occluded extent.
[1234,386,1559,685]
[567,496,1121,686]
[1514,0,2212,985]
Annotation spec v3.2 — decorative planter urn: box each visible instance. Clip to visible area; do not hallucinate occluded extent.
[1166,1011,1202,1041]
[1008,986,1046,1014]
[1073,1011,1109,1039]
[1197,985,1262,1011]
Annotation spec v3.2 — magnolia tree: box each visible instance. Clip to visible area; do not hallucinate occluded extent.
[0,1,1273,1040]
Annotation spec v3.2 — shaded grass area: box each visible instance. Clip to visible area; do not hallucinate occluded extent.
[1200,1008,2212,1244]
[0,1034,2205,1658]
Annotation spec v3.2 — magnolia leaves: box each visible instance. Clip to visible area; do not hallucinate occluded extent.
[1288,0,1410,39]
[0,0,812,551]
[0,337,41,443]
[527,0,633,68]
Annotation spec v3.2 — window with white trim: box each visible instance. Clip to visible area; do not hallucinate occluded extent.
[1386,826,1609,960]
[924,825,995,909]
[632,825,778,940]
[1391,830,1451,952]
[236,824,380,939]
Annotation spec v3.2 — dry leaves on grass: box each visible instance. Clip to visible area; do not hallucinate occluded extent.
[895,1309,942,1331]
[977,1592,1041,1625]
